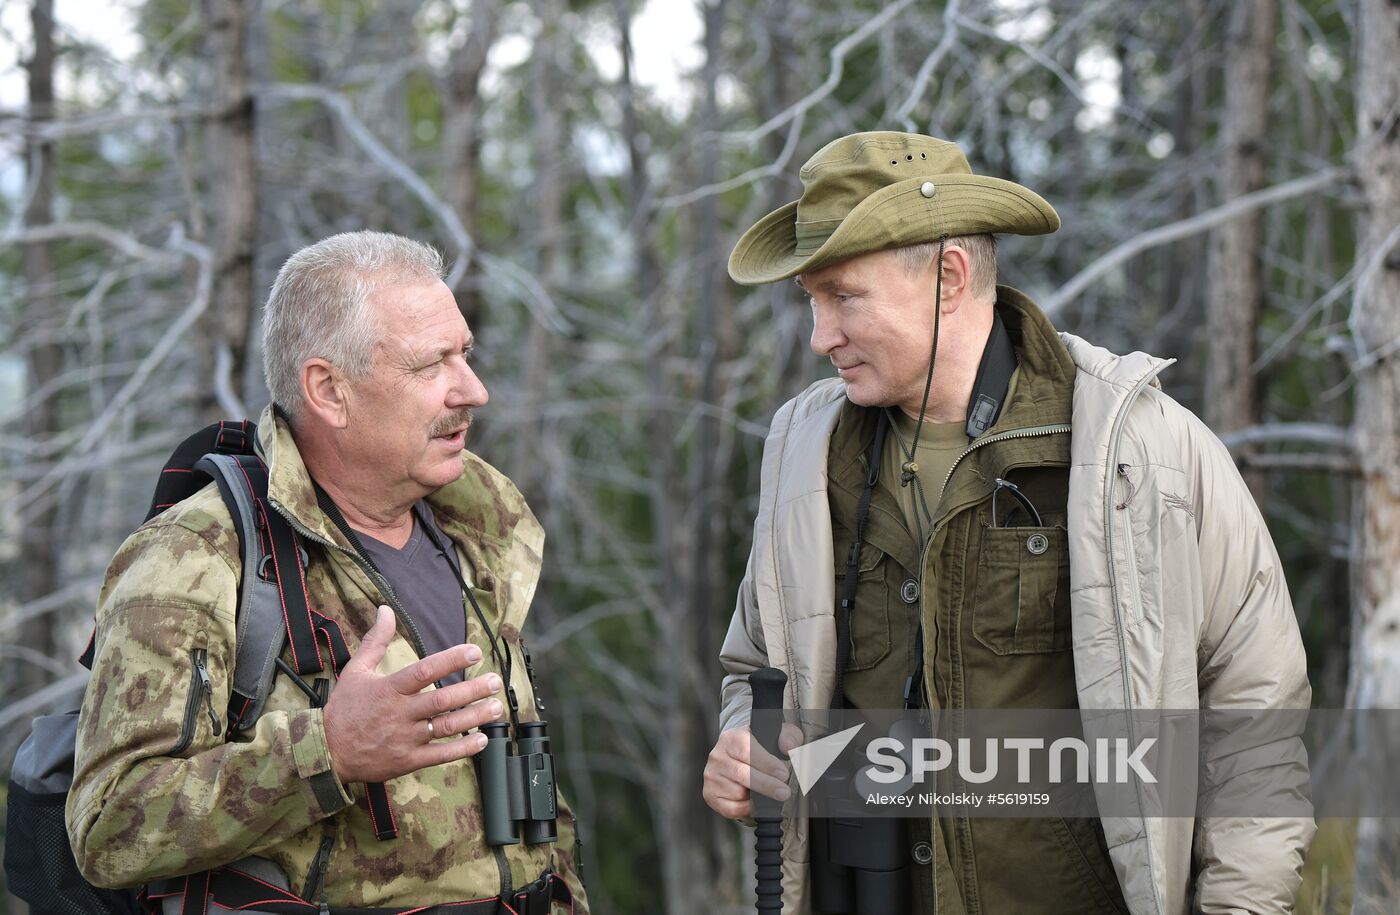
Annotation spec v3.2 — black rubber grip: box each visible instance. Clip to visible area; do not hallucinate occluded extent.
[755,818,785,912]
[749,667,788,913]
[749,667,787,757]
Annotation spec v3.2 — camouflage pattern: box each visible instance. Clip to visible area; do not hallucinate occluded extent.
[67,407,589,911]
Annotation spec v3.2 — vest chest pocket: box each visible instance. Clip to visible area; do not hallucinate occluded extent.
[834,543,893,672]
[972,525,1071,655]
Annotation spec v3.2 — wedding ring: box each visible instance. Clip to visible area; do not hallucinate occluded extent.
[427,718,435,739]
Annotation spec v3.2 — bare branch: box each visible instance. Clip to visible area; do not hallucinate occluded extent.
[1347,220,1400,365]
[1043,166,1351,316]
[1218,422,1354,451]
[889,0,963,130]
[0,104,212,141]
[660,110,806,209]
[0,644,73,678]
[0,672,87,734]
[0,577,104,634]
[262,83,472,280]
[260,82,575,335]
[11,237,211,514]
[0,221,182,264]
[1235,453,1360,474]
[214,339,249,419]
[728,0,917,148]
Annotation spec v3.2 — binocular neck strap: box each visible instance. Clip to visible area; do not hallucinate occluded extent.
[830,409,890,712]
[414,504,535,726]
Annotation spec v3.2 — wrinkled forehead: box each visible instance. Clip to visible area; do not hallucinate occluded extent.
[369,277,467,355]
[794,248,900,292]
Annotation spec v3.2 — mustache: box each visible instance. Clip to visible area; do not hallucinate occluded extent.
[429,409,475,438]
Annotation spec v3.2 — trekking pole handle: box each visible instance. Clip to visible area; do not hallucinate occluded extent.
[750,666,787,914]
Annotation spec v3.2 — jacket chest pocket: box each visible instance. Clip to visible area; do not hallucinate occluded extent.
[971,525,1071,655]
[834,544,894,672]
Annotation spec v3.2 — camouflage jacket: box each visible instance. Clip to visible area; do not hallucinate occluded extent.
[67,408,589,911]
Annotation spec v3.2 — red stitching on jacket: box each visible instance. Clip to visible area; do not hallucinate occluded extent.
[384,785,399,835]
[260,498,310,672]
[365,790,386,837]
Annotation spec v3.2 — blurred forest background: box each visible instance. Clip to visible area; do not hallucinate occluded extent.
[1,0,1398,912]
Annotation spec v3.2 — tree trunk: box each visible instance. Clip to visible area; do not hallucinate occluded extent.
[1204,0,1274,503]
[10,0,62,709]
[651,3,733,913]
[761,0,809,402]
[1349,0,1400,908]
[514,0,565,512]
[1155,0,1208,364]
[443,0,500,327]
[199,0,257,420]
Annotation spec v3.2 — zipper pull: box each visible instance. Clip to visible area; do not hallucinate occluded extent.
[301,829,335,906]
[520,638,546,712]
[195,650,222,737]
[1116,463,1138,511]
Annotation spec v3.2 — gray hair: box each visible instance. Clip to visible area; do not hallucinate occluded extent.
[261,231,445,422]
[894,234,998,300]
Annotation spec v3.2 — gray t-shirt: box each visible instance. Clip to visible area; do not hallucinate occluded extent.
[358,503,468,685]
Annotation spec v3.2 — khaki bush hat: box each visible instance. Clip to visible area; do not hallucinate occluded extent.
[728,131,1059,286]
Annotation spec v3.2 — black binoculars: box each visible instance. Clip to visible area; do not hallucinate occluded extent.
[810,768,910,914]
[476,719,558,846]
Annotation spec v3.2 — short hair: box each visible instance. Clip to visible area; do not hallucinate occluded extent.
[894,234,998,300]
[261,231,445,422]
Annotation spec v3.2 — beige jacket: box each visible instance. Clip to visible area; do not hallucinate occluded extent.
[718,333,1314,915]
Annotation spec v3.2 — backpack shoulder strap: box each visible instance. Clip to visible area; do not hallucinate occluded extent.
[195,453,323,731]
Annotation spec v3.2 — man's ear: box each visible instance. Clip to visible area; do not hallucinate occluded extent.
[935,243,974,313]
[301,358,350,430]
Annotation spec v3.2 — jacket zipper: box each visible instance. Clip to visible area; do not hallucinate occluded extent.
[1103,366,1171,681]
[936,423,1073,509]
[302,830,334,909]
[1101,361,1172,915]
[1115,463,1144,628]
[267,501,431,661]
[909,421,1071,915]
[171,648,221,755]
[916,422,1074,580]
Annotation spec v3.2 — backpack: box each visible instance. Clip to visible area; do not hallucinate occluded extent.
[3,420,388,914]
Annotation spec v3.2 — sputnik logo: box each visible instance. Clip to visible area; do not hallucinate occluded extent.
[787,724,865,794]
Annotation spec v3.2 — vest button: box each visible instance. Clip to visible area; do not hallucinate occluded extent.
[1026,533,1049,555]
[912,841,934,865]
[901,579,920,604]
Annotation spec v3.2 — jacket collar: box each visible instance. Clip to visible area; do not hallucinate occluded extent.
[1058,332,1172,393]
[256,405,352,549]
[254,406,544,630]
[985,285,1076,433]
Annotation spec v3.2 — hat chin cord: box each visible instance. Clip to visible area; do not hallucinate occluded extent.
[899,234,948,485]
[889,235,947,547]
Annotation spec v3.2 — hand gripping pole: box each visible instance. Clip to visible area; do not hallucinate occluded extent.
[750,667,788,914]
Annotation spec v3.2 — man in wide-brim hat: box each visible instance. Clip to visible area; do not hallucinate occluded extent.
[703,132,1313,914]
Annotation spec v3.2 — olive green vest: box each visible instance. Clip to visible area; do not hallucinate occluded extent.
[824,294,1128,915]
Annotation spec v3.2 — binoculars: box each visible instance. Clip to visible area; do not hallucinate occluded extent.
[476,720,558,846]
[810,765,910,915]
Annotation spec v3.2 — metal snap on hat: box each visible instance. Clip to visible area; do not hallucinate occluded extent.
[727,132,1059,286]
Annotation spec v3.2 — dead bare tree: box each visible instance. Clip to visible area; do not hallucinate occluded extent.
[198,0,258,419]
[443,0,501,326]
[1348,0,1400,908]
[1205,0,1275,502]
[8,0,61,716]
